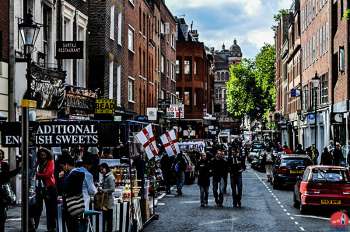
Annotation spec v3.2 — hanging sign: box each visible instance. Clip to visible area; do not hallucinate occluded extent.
[0,121,123,147]
[160,130,180,157]
[135,124,159,159]
[95,99,116,114]
[56,41,84,59]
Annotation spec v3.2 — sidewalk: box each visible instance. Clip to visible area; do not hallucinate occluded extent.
[5,206,47,232]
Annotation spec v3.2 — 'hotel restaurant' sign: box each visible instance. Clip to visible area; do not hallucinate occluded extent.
[56,41,84,59]
[0,121,124,147]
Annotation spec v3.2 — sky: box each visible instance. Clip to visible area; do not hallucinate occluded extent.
[166,0,292,58]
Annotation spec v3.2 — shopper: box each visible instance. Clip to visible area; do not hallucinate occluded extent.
[0,149,20,232]
[333,142,344,166]
[60,154,85,232]
[34,148,58,232]
[99,163,115,232]
[311,145,319,164]
[320,147,333,165]
[228,148,246,208]
[173,152,187,196]
[160,153,174,194]
[294,144,305,154]
[197,152,211,207]
[211,146,228,207]
[263,147,274,183]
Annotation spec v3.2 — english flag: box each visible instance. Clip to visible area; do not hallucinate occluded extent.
[136,124,159,159]
[160,130,180,157]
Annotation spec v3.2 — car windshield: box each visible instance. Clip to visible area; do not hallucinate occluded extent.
[281,158,310,168]
[311,169,349,183]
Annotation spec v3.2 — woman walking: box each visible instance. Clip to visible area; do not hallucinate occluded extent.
[99,163,115,232]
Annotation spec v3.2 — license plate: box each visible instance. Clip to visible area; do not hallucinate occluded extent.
[290,170,304,174]
[320,200,341,205]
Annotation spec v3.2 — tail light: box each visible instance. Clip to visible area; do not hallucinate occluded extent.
[300,182,320,195]
[343,192,350,195]
[276,167,288,174]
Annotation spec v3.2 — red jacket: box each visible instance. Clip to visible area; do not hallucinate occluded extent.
[36,160,56,187]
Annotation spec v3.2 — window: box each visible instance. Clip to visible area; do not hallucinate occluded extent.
[116,65,121,106]
[321,73,328,104]
[302,87,308,110]
[77,26,85,87]
[160,21,165,34]
[110,5,115,40]
[128,26,134,51]
[215,89,219,100]
[176,60,180,74]
[171,33,175,48]
[184,59,191,75]
[193,61,197,75]
[339,47,345,72]
[184,91,190,105]
[109,61,114,99]
[42,5,52,66]
[117,12,122,45]
[161,55,165,73]
[128,77,134,102]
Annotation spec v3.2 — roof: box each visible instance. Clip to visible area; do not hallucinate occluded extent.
[308,165,347,170]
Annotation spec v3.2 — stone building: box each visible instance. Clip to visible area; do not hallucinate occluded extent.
[213,40,242,131]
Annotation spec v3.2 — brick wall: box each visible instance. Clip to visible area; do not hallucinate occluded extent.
[0,0,9,62]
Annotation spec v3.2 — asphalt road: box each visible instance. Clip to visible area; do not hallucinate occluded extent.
[144,167,346,232]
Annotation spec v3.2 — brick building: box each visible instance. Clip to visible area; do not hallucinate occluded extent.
[0,0,9,120]
[176,17,214,139]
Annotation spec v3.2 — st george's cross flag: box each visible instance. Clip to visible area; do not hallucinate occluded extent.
[136,124,159,159]
[160,130,180,157]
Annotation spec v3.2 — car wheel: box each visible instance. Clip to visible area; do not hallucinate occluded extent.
[293,193,299,208]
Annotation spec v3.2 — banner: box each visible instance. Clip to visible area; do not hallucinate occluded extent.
[135,124,159,159]
[160,130,180,157]
[0,121,124,147]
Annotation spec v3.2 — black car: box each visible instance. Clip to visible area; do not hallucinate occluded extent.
[272,155,312,189]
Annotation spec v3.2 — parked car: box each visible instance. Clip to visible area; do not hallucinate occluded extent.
[272,155,312,189]
[251,152,265,172]
[247,142,264,162]
[183,153,196,184]
[293,165,350,214]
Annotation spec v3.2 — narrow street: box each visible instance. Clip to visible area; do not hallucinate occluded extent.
[145,167,334,232]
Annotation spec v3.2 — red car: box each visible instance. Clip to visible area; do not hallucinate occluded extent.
[293,165,350,214]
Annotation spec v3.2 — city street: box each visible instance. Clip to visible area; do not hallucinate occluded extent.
[145,167,340,232]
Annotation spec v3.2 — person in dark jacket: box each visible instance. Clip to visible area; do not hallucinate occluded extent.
[211,147,228,207]
[160,153,174,194]
[333,142,344,166]
[0,149,20,232]
[60,154,85,232]
[174,152,187,196]
[321,147,333,165]
[197,152,211,207]
[33,148,57,232]
[228,147,246,208]
[294,144,305,154]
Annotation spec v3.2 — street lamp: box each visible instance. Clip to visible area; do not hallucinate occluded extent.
[311,72,320,153]
[18,10,40,232]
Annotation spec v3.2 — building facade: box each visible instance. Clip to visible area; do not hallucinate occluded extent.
[213,40,242,131]
[0,0,9,120]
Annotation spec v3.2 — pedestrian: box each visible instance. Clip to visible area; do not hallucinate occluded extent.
[0,149,20,232]
[320,147,333,165]
[197,152,211,207]
[60,154,85,232]
[173,152,187,196]
[294,144,305,154]
[282,145,293,155]
[76,155,97,210]
[99,163,115,232]
[333,142,344,166]
[34,148,58,232]
[160,153,174,194]
[263,147,274,183]
[228,147,246,208]
[311,145,319,164]
[210,146,228,207]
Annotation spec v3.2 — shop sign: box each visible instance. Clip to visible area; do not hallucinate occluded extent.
[56,41,84,59]
[95,99,116,114]
[146,108,158,121]
[166,104,184,119]
[64,86,97,115]
[0,121,123,147]
[27,64,66,110]
[332,113,344,124]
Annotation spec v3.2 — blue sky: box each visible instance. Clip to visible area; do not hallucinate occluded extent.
[166,0,292,58]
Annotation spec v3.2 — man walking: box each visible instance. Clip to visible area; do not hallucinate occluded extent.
[197,152,211,207]
[228,147,246,208]
[211,147,228,207]
[333,142,344,166]
[174,152,187,196]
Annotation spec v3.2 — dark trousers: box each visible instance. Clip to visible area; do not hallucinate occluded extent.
[103,209,113,232]
[35,186,58,231]
[199,185,209,205]
[0,205,6,232]
[212,177,225,205]
[65,215,85,232]
[230,173,243,205]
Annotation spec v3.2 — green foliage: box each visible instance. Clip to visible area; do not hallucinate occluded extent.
[226,44,276,122]
[273,9,289,22]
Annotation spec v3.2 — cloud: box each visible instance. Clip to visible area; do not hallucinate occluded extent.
[246,29,274,48]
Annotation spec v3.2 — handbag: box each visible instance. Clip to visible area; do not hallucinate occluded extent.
[0,184,16,205]
[66,194,85,217]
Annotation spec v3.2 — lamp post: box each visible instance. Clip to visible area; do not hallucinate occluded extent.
[311,72,320,152]
[18,10,40,232]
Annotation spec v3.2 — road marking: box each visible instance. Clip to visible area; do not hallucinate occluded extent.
[157,202,165,206]
[293,214,330,221]
[283,209,287,212]
[294,221,299,225]
[290,217,295,220]
[287,213,291,216]
[7,218,21,221]
[157,193,166,200]
[199,218,237,226]
[299,227,305,231]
